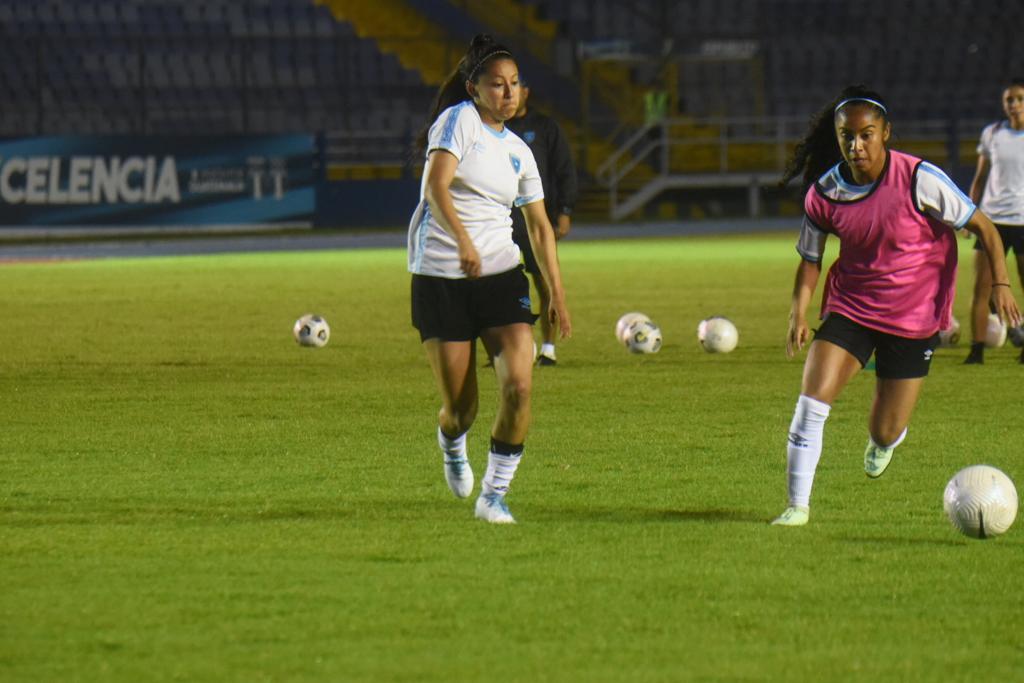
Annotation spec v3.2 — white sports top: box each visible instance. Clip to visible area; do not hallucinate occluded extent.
[408,101,544,278]
[977,121,1024,226]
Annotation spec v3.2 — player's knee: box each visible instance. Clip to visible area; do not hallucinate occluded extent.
[499,377,531,412]
[441,403,477,434]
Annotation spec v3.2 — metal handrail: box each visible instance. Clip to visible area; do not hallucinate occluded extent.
[595,122,657,184]
[601,115,992,219]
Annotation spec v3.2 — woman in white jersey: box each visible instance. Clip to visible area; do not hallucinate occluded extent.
[772,85,1020,527]
[408,35,571,524]
[964,78,1024,364]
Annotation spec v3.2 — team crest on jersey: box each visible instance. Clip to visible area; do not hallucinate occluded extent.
[523,131,536,144]
[509,154,521,173]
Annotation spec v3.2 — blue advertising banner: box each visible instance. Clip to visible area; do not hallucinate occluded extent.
[0,135,315,227]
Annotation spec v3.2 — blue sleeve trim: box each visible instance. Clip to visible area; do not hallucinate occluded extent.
[438,102,466,148]
[514,194,543,208]
[795,245,822,263]
[919,162,974,207]
[412,200,432,273]
[955,207,976,231]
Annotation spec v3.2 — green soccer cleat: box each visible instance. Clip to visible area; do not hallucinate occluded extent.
[864,441,895,478]
[771,505,809,526]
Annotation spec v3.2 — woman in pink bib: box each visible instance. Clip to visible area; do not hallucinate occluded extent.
[771,86,1022,527]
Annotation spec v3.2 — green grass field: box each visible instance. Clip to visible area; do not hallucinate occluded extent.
[2,233,1023,682]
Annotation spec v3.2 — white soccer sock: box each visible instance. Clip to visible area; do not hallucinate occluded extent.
[482,448,522,495]
[786,394,832,507]
[540,343,556,358]
[870,427,907,451]
[437,426,467,461]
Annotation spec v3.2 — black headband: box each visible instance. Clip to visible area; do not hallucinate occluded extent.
[467,49,513,81]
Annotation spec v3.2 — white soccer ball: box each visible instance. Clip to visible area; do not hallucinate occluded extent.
[943,465,1018,539]
[985,313,1007,348]
[698,316,738,353]
[293,314,330,348]
[616,311,652,346]
[625,319,662,354]
[938,316,961,347]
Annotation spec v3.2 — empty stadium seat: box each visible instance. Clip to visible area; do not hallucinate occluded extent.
[0,0,429,137]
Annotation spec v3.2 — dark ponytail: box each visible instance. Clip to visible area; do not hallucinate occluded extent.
[781,85,889,189]
[412,34,515,158]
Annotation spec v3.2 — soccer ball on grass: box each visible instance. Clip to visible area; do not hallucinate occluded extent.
[943,464,1018,539]
[984,313,1007,348]
[625,319,662,354]
[938,316,960,347]
[293,314,330,348]
[697,316,738,353]
[616,311,652,346]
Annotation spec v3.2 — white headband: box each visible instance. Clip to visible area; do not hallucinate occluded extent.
[834,97,888,114]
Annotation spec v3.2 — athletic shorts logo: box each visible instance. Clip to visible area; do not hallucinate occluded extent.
[523,131,536,144]
[519,296,531,310]
[923,349,933,361]
[509,154,521,174]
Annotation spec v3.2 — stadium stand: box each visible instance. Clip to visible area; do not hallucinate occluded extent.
[7,0,1018,135]
[0,0,431,139]
[1,0,1020,219]
[529,0,1023,121]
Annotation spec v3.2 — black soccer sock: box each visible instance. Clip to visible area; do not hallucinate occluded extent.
[490,437,524,457]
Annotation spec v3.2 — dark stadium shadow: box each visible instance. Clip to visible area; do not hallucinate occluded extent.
[650,508,765,523]
[832,535,966,547]
[538,505,765,524]
[2,504,356,527]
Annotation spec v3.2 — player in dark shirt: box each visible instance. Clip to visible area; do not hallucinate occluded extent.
[507,79,578,365]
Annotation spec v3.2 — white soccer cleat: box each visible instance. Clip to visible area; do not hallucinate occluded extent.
[475,492,516,524]
[864,442,895,479]
[771,505,810,526]
[444,455,474,498]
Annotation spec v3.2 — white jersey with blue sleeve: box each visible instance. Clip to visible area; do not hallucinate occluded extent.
[408,101,544,278]
[977,121,1024,226]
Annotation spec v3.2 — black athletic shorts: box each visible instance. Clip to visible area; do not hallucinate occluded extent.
[510,211,540,275]
[411,265,536,342]
[814,313,940,379]
[974,223,1024,254]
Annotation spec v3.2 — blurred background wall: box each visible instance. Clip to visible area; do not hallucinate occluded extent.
[0,0,1020,228]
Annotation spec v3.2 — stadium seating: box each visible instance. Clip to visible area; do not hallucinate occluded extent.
[2,0,1021,215]
[531,0,1023,121]
[0,0,430,139]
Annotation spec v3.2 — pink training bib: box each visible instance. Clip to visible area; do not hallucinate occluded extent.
[804,150,958,338]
